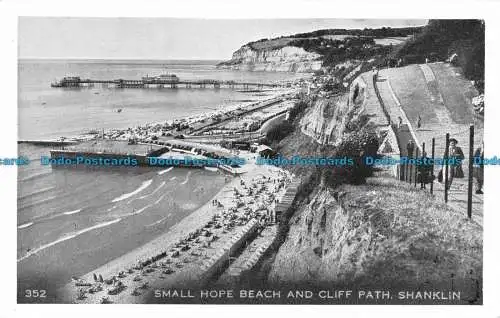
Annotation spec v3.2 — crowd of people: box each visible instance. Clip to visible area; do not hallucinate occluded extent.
[71,169,293,303]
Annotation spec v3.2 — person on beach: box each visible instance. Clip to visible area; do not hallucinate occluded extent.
[417,115,422,129]
[440,138,465,190]
[473,142,484,194]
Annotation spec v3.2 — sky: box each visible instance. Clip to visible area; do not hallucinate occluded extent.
[18,18,428,60]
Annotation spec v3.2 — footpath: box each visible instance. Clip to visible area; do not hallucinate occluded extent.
[374,63,483,224]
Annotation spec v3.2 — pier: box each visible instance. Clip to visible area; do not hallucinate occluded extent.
[51,76,280,90]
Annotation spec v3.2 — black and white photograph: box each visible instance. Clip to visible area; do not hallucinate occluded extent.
[1,0,499,316]
[14,16,485,305]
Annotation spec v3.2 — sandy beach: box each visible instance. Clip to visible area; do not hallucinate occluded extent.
[58,160,293,303]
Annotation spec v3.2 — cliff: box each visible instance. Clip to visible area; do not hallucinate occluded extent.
[268,177,482,303]
[218,26,422,73]
[267,69,482,303]
[298,71,387,145]
[217,45,322,72]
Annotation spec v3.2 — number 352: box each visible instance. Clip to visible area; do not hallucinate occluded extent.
[24,290,47,298]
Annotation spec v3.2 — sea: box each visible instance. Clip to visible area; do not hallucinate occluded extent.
[17,59,306,300]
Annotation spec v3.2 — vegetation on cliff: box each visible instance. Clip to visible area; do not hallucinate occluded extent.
[222,20,484,94]
[396,19,484,92]
[269,176,482,303]
[218,25,422,73]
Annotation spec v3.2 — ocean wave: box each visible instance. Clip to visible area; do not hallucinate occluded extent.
[18,195,58,210]
[17,222,34,229]
[158,167,173,175]
[17,208,84,230]
[180,171,192,185]
[63,209,82,215]
[19,170,52,182]
[145,216,167,227]
[117,192,166,218]
[130,181,166,203]
[130,203,154,216]
[46,208,85,220]
[180,203,199,210]
[111,179,152,203]
[153,193,166,205]
[17,218,122,262]
[18,186,56,201]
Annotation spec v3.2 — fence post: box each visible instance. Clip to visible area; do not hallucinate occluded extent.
[467,125,474,219]
[421,142,426,189]
[430,138,435,194]
[408,148,413,184]
[404,145,408,182]
[414,148,419,187]
[444,133,450,203]
[405,159,408,182]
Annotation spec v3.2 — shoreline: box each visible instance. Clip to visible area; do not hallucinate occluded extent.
[58,162,293,303]
[57,174,243,303]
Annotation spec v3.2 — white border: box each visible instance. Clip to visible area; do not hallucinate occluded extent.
[1,1,499,318]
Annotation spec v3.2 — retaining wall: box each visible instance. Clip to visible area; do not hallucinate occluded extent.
[198,219,260,284]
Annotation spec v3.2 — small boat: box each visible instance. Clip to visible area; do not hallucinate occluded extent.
[117,108,122,113]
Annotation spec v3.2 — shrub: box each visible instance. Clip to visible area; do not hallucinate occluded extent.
[266,120,294,143]
[288,100,309,122]
[397,20,484,91]
[322,128,379,186]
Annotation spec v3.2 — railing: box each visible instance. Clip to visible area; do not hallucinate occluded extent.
[399,125,482,220]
